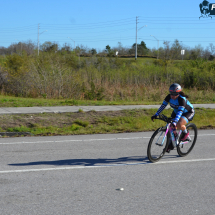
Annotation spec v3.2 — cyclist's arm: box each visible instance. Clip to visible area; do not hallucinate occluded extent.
[173,106,184,123]
[154,95,170,116]
[173,97,186,123]
[155,101,167,116]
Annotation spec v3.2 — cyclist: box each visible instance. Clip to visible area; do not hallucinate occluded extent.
[151,83,195,151]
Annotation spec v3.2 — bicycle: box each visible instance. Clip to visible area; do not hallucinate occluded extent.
[147,114,198,163]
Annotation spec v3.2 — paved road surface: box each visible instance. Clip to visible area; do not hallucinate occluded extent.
[0,130,215,214]
[0,103,214,115]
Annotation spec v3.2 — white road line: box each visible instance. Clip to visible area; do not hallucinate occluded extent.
[0,137,149,145]
[157,158,215,164]
[0,133,214,145]
[1,158,215,174]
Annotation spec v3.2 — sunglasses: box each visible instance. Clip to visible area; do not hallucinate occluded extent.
[170,93,179,96]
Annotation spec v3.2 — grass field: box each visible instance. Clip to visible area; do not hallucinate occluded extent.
[0,93,214,108]
[0,108,214,137]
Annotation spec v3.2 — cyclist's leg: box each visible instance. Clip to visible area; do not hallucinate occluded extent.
[176,117,189,141]
[177,108,195,130]
[177,110,195,140]
[176,117,187,131]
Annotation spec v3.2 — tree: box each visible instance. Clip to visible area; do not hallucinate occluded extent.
[208,43,215,55]
[130,41,149,55]
[105,45,114,57]
[115,42,126,55]
[105,45,111,53]
[91,48,97,55]
[208,55,215,61]
[41,42,59,52]
[0,46,7,55]
[22,40,36,55]
[74,45,89,56]
[202,47,212,60]
[140,41,148,50]
[61,43,72,53]
[170,39,182,60]
[189,44,204,60]
[3,40,36,56]
[162,41,171,60]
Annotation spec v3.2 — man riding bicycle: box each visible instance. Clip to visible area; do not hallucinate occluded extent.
[151,83,195,151]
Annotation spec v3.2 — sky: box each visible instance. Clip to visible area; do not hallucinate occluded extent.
[1,0,215,52]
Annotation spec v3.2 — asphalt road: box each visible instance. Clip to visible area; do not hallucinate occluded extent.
[0,130,215,215]
[0,103,214,115]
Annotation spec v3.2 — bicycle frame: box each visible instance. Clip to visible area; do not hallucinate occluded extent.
[167,123,182,147]
[161,122,191,148]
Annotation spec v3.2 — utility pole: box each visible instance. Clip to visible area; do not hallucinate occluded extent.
[135,16,138,60]
[38,24,40,56]
[135,17,147,60]
[37,24,47,56]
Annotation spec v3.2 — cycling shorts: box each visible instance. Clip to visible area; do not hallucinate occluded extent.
[171,109,195,123]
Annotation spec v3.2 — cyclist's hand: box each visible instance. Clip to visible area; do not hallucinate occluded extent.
[151,115,157,122]
[171,122,177,128]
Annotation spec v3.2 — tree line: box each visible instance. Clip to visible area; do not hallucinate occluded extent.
[0,39,215,60]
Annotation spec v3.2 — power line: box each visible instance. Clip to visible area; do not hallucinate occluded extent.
[42,17,135,26]
[1,16,215,49]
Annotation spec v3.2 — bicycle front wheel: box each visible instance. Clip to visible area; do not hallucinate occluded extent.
[177,123,198,157]
[147,127,169,163]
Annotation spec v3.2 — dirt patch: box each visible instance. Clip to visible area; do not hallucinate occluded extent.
[0,109,148,130]
[199,125,215,129]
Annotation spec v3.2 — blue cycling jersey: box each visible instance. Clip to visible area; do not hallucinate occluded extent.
[155,94,194,123]
[163,94,194,114]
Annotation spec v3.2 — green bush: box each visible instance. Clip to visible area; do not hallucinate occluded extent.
[1,53,215,101]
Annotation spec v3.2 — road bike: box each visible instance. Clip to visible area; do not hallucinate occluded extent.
[147,114,198,163]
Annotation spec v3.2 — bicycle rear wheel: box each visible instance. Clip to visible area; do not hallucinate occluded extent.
[177,123,198,157]
[147,127,169,163]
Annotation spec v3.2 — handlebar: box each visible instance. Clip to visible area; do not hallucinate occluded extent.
[155,114,173,123]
